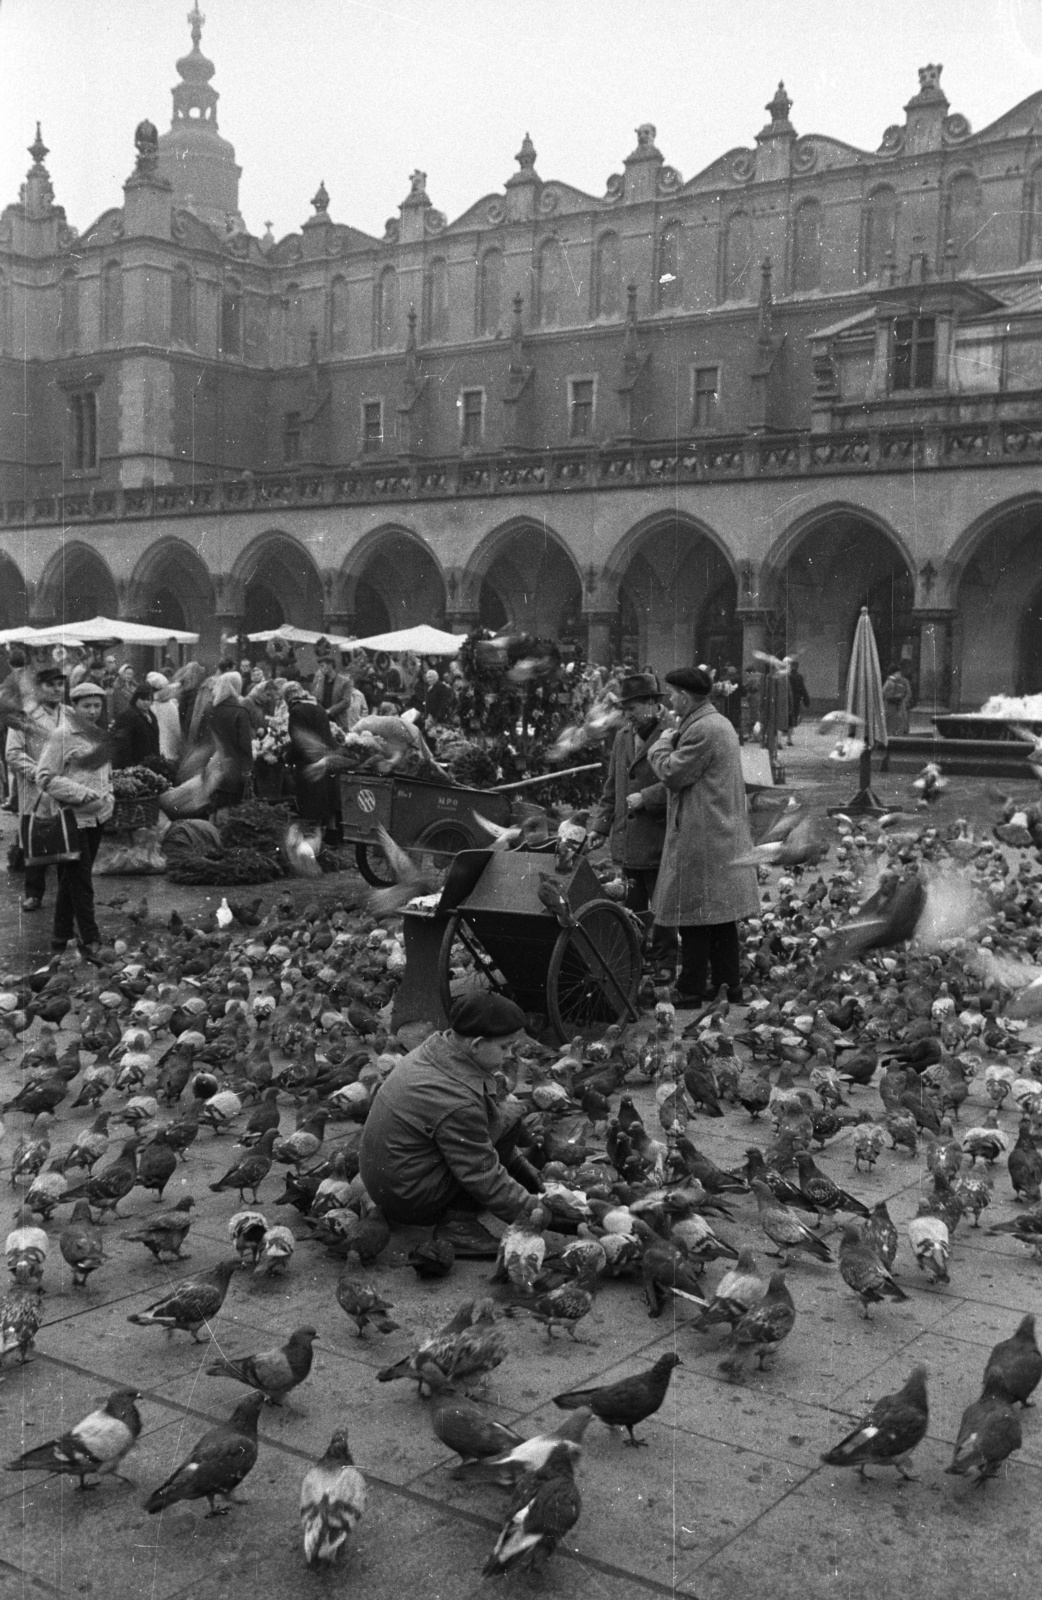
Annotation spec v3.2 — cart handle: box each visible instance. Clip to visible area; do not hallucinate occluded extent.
[490,762,602,793]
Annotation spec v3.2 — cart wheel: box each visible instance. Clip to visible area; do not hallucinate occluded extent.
[416,820,477,866]
[438,912,511,1017]
[355,841,396,886]
[546,898,642,1042]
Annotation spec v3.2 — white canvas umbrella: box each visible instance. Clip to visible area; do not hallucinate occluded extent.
[347,623,462,656]
[61,616,200,645]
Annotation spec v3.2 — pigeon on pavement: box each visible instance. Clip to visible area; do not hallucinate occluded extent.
[981,1314,1042,1407]
[423,1370,526,1461]
[145,1392,264,1518]
[482,1441,582,1577]
[59,1200,106,1288]
[60,1138,140,1220]
[945,1385,1022,1485]
[206,1325,317,1406]
[720,1270,796,1381]
[452,1411,591,1487]
[749,1179,832,1265]
[300,1429,367,1567]
[552,1352,680,1446]
[335,1277,399,1337]
[837,1224,908,1319]
[208,1128,279,1203]
[6,1389,141,1490]
[821,1365,929,1480]
[128,1259,238,1341]
[121,1197,195,1262]
[0,1289,43,1365]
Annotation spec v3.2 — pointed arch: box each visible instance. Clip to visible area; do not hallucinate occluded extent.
[605,512,738,673]
[35,541,118,624]
[463,517,583,640]
[335,524,446,633]
[126,538,216,634]
[0,552,28,630]
[231,529,324,632]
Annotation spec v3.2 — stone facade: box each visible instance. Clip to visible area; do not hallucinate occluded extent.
[3,22,1042,709]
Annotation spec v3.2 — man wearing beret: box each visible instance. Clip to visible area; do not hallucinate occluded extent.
[647,666,760,1005]
[589,672,679,983]
[359,994,544,1225]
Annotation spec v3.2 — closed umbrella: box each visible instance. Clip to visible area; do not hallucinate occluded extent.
[839,606,887,814]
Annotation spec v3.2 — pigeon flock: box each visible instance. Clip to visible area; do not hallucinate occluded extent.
[1,786,1042,1585]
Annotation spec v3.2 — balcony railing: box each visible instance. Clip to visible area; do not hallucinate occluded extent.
[3,417,1040,529]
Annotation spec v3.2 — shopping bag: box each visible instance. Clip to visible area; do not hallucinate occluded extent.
[20,796,81,865]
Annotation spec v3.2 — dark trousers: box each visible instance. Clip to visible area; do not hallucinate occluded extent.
[23,860,49,901]
[676,921,741,1000]
[53,825,102,947]
[625,868,680,964]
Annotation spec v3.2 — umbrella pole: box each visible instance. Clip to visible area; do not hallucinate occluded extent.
[832,743,886,816]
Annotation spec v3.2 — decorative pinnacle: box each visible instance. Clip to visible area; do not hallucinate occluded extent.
[28,122,48,168]
[188,4,205,47]
[516,132,537,171]
[766,82,792,123]
[311,180,329,215]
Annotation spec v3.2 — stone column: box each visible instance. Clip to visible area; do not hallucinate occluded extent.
[737,608,769,667]
[911,607,956,722]
[583,609,617,668]
[323,612,356,641]
[444,607,480,636]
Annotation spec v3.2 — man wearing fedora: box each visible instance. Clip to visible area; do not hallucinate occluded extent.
[590,672,679,982]
[648,666,760,1006]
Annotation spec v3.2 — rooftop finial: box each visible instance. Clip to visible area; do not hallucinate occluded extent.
[28,122,48,170]
[766,82,793,125]
[516,132,537,172]
[189,3,205,48]
[311,180,329,215]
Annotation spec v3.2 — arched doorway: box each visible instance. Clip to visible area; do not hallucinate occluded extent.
[612,519,736,673]
[955,500,1042,704]
[770,511,914,704]
[37,543,118,625]
[234,533,324,636]
[243,582,285,634]
[128,539,216,645]
[344,531,446,636]
[469,523,582,640]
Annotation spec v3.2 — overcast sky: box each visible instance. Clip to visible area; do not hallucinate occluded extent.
[2,0,1042,241]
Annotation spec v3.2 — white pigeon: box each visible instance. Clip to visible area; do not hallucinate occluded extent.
[301,1429,367,1567]
[216,897,234,929]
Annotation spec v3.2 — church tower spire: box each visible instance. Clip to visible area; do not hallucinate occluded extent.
[156,6,243,233]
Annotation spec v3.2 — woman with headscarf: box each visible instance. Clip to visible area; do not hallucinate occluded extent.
[111,682,161,769]
[207,671,254,814]
[284,681,339,840]
[35,681,113,957]
[145,673,183,762]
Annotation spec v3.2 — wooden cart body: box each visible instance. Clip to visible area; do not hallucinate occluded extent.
[339,774,513,881]
[434,849,641,1041]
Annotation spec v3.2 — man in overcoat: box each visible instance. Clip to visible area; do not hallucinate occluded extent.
[590,672,679,981]
[648,666,760,1005]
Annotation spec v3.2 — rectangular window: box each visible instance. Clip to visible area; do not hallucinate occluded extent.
[693,365,721,429]
[891,316,936,391]
[569,377,595,439]
[460,388,484,447]
[283,411,302,463]
[362,400,383,454]
[69,392,97,471]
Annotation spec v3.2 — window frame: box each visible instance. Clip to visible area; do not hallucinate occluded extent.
[567,374,596,441]
[220,278,242,357]
[68,389,99,474]
[459,387,485,448]
[656,221,682,310]
[791,198,822,293]
[361,397,384,455]
[861,185,897,283]
[890,315,937,392]
[477,247,504,337]
[171,263,195,347]
[692,363,722,431]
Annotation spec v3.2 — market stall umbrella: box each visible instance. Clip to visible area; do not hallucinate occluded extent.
[347,624,462,656]
[837,605,888,816]
[50,616,200,645]
[0,627,86,648]
[245,623,357,650]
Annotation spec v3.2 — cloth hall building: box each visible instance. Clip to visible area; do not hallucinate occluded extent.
[3,14,1042,712]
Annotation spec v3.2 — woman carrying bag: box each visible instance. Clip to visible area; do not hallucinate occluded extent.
[34,681,113,958]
